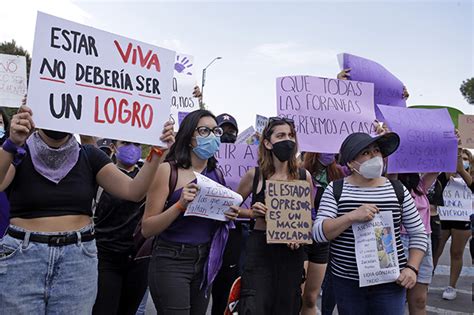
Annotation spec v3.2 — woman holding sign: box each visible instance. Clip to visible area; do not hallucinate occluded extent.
[433,148,473,301]
[0,104,174,314]
[313,132,427,315]
[142,110,239,315]
[233,117,313,315]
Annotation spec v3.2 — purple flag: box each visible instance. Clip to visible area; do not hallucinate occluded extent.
[277,75,376,153]
[340,53,406,120]
[378,105,458,174]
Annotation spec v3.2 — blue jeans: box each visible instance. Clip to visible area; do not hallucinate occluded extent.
[0,224,98,314]
[333,275,406,315]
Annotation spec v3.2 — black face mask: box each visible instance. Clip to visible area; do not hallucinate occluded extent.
[271,140,295,162]
[42,129,71,140]
[221,132,237,144]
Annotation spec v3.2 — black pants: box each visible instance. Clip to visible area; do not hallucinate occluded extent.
[93,250,149,315]
[211,224,243,315]
[239,230,305,315]
[148,239,210,315]
[430,215,441,259]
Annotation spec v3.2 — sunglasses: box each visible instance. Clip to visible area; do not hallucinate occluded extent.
[268,116,295,127]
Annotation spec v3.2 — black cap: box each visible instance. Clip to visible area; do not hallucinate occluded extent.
[96,138,113,148]
[216,113,238,133]
[339,132,400,165]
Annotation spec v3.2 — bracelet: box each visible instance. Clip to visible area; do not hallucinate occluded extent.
[175,200,187,212]
[405,264,419,276]
[2,138,27,166]
[146,147,165,162]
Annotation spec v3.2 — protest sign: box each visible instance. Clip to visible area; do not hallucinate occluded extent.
[236,126,256,144]
[185,172,243,222]
[458,115,474,149]
[438,178,473,221]
[0,54,27,107]
[170,53,198,128]
[277,75,376,153]
[265,180,312,244]
[27,12,175,146]
[353,212,400,287]
[339,53,406,120]
[255,114,268,134]
[378,105,458,173]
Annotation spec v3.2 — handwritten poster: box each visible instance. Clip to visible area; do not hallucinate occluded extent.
[277,75,376,153]
[27,12,175,146]
[438,178,473,221]
[353,212,400,287]
[0,54,27,107]
[255,114,268,134]
[265,180,313,244]
[185,172,243,222]
[170,53,198,128]
[236,126,256,144]
[458,115,474,149]
[378,105,458,173]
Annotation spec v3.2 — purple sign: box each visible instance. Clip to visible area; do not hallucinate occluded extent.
[178,111,189,126]
[378,105,458,174]
[277,75,376,153]
[215,143,258,210]
[340,53,406,120]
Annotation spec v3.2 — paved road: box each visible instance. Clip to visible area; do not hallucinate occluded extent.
[145,239,473,315]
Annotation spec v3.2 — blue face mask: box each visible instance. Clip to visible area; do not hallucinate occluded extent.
[463,160,470,170]
[193,135,221,160]
[0,126,4,139]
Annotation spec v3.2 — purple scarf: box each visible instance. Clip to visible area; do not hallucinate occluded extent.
[201,220,234,295]
[26,132,80,184]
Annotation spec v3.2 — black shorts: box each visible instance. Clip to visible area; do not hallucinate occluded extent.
[304,240,329,264]
[440,220,471,231]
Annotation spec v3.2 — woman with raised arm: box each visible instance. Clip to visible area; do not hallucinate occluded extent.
[0,104,174,314]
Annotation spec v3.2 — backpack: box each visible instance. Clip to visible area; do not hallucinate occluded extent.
[331,178,405,208]
[133,161,225,260]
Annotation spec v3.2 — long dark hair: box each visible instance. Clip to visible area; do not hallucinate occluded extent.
[398,173,423,196]
[165,109,218,170]
[0,107,10,143]
[258,120,299,180]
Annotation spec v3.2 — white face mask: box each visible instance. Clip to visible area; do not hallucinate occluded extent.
[354,156,384,179]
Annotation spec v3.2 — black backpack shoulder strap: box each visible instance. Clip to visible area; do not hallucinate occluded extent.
[298,168,307,180]
[332,179,344,204]
[389,179,405,207]
[252,167,260,196]
[168,161,179,198]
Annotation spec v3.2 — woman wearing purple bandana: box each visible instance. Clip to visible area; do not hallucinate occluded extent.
[0,104,174,314]
[142,110,239,315]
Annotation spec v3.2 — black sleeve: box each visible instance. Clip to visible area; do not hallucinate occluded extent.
[438,173,448,190]
[82,145,112,176]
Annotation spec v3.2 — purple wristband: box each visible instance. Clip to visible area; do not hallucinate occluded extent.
[2,138,26,166]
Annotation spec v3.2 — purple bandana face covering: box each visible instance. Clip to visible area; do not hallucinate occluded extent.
[26,132,80,184]
[116,144,141,166]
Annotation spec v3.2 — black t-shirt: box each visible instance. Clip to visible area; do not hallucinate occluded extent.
[94,167,144,254]
[8,144,111,219]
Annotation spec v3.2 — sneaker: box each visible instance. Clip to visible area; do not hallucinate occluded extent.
[442,286,457,300]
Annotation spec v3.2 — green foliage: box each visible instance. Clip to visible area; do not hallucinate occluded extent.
[460,78,474,105]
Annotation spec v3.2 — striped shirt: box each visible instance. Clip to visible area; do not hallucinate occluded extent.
[313,179,428,281]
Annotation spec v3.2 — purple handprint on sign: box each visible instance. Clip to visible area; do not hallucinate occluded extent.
[174,55,193,75]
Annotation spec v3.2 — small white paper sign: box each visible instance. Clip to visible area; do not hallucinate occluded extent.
[0,54,27,107]
[235,126,255,144]
[353,212,400,287]
[255,114,268,134]
[184,172,243,222]
[439,177,473,221]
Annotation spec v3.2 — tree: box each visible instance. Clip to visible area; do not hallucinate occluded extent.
[460,78,474,105]
[0,40,32,118]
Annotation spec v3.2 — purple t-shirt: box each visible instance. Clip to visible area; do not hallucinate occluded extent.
[159,169,221,245]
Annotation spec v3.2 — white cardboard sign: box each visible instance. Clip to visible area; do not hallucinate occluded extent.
[0,54,27,108]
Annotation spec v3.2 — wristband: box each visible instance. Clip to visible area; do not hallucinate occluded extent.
[175,200,187,212]
[405,264,419,276]
[2,138,27,167]
[146,147,165,162]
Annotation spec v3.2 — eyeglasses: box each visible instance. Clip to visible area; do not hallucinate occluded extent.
[268,116,295,127]
[195,126,224,138]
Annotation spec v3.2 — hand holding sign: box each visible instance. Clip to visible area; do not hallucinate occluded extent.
[179,182,199,208]
[9,105,35,146]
